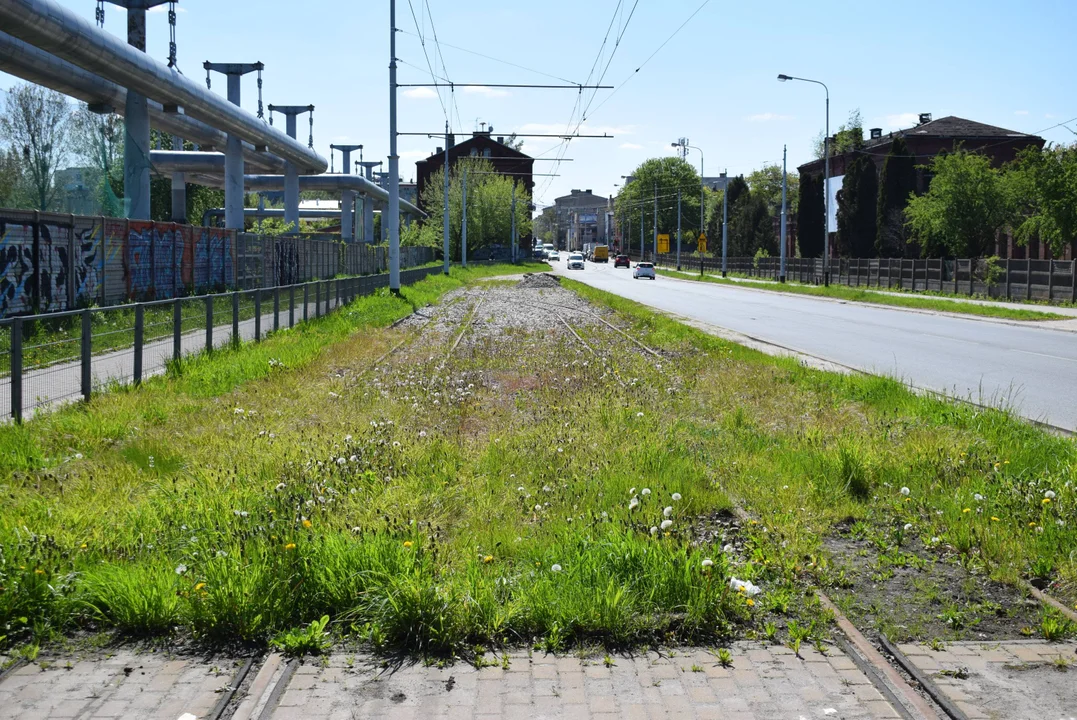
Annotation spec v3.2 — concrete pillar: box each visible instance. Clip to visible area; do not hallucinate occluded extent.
[340,148,354,242]
[284,114,299,233]
[363,198,374,244]
[224,74,244,231]
[123,8,151,219]
[171,134,186,223]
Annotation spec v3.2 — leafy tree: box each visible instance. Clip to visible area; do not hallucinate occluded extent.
[0,146,22,206]
[0,83,71,210]
[724,175,748,209]
[875,136,917,257]
[813,108,864,159]
[746,164,799,214]
[416,157,531,259]
[905,150,1013,257]
[614,157,703,241]
[797,173,824,258]
[727,188,775,257]
[1007,144,1077,258]
[836,152,878,257]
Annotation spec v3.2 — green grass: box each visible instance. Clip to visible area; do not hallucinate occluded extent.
[654,268,1069,321]
[0,265,1073,658]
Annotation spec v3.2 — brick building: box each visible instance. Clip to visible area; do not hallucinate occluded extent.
[414,129,533,211]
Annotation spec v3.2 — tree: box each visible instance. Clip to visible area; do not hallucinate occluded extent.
[416,157,531,259]
[0,83,71,210]
[728,192,776,257]
[797,173,824,257]
[813,108,864,159]
[836,152,878,257]
[746,164,799,214]
[1008,144,1077,258]
[905,150,1012,257]
[0,146,22,206]
[614,157,703,243]
[724,174,748,209]
[875,136,917,257]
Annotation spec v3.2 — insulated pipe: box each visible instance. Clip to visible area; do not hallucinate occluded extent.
[0,30,283,173]
[202,207,342,227]
[0,0,326,173]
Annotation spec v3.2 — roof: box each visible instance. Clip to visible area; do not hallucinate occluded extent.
[864,115,1038,150]
[554,190,607,208]
[417,131,532,164]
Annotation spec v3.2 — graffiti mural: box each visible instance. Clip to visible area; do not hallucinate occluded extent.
[193,227,234,291]
[0,217,103,316]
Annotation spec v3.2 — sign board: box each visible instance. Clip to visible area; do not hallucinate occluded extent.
[657,233,669,253]
[697,233,707,253]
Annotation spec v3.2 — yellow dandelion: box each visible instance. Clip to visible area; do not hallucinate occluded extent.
[302,519,313,528]
[34,569,45,575]
[993,463,1001,470]
[194,582,206,591]
[963,508,971,513]
[403,541,413,548]
[483,555,493,564]
[1042,498,1051,505]
[991,517,1000,522]
[746,598,755,607]
[284,542,296,550]
[1028,522,1037,528]
[79,543,87,549]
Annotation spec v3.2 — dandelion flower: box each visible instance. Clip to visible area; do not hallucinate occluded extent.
[663,506,673,517]
[903,523,913,531]
[403,541,413,548]
[551,564,562,573]
[641,488,651,496]
[302,519,312,528]
[660,519,673,530]
[284,543,296,550]
[1045,490,1056,499]
[34,568,45,575]
[991,517,1000,522]
[175,564,188,575]
[630,487,637,495]
[723,544,734,553]
[1042,498,1051,505]
[194,582,206,591]
[535,504,543,512]
[974,493,984,502]
[419,430,427,438]
[629,498,640,511]
[931,537,940,544]
[900,487,910,496]
[483,555,494,563]
[672,493,682,502]
[650,526,658,535]
[79,543,87,549]
[746,598,755,607]
[636,412,644,417]
[336,457,346,465]
[518,486,526,493]
[963,508,971,513]
[701,558,714,568]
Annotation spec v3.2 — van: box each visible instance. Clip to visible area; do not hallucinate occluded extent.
[592,245,609,263]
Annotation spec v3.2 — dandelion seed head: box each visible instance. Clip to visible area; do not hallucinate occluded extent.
[175,564,187,575]
[663,506,673,517]
[551,564,562,573]
[660,519,673,530]
[900,487,910,496]
[650,526,658,535]
[641,488,651,496]
[1045,490,1056,499]
[701,558,714,568]
[903,523,913,531]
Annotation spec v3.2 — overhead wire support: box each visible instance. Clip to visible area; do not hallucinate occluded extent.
[399,132,613,139]
[397,83,613,89]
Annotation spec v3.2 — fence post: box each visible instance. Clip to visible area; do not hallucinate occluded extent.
[1027,258,1032,301]
[273,288,280,332]
[173,298,182,362]
[968,259,975,296]
[11,318,23,423]
[80,309,92,403]
[67,216,76,308]
[289,286,295,328]
[255,290,261,342]
[1005,259,1011,300]
[1047,260,1054,302]
[133,304,144,385]
[205,296,213,353]
[1072,260,1076,304]
[232,291,240,346]
[303,284,309,322]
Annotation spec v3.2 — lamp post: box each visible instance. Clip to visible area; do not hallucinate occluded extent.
[778,73,829,285]
[673,140,705,275]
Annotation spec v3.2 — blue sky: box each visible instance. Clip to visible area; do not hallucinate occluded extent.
[2,0,1075,212]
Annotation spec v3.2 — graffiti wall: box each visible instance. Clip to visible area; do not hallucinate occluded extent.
[0,215,103,317]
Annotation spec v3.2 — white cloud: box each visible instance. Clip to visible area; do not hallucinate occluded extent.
[745,112,793,122]
[403,87,438,99]
[463,86,510,98]
[879,113,919,129]
[1014,110,1029,116]
[619,142,643,150]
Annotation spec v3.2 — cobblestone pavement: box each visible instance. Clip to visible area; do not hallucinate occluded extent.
[252,643,903,720]
[897,640,1077,720]
[0,650,241,720]
[0,643,906,719]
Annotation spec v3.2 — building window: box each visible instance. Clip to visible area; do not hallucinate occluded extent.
[483,148,491,158]
[470,148,478,157]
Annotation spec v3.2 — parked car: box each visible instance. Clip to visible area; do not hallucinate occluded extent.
[633,262,656,279]
[614,254,630,268]
[567,253,585,270]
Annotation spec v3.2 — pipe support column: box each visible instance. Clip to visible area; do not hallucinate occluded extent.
[224,74,244,231]
[123,8,151,219]
[171,134,186,223]
[284,114,299,233]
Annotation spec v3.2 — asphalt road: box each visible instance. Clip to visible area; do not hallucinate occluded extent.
[550,256,1077,432]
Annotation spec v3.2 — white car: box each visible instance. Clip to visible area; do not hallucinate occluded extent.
[567,253,585,270]
[546,250,560,261]
[633,262,656,279]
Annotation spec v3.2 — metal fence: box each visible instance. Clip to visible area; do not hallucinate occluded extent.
[0,264,445,422]
[0,209,434,318]
[653,254,1077,303]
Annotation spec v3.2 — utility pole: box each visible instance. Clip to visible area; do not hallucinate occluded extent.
[462,168,468,268]
[443,121,450,274]
[387,0,401,292]
[511,182,517,264]
[640,207,644,261]
[780,144,788,283]
[721,171,729,277]
[676,189,682,271]
[652,182,657,262]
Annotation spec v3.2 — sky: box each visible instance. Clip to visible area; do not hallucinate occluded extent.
[2,0,1075,215]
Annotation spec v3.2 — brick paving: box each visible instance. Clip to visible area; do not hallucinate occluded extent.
[256,643,902,720]
[897,640,1077,720]
[0,650,240,720]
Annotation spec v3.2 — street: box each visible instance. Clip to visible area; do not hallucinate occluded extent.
[552,257,1077,432]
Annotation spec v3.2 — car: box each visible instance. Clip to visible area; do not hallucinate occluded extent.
[633,262,656,280]
[614,254,630,268]
[546,250,560,261]
[567,253,585,270]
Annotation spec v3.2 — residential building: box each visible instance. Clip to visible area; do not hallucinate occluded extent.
[553,189,611,250]
[414,127,533,211]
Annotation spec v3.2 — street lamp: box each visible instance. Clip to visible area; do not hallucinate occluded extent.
[778,73,830,285]
[673,140,706,275]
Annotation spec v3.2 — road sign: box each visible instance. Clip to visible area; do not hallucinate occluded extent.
[697,233,707,253]
[657,233,669,253]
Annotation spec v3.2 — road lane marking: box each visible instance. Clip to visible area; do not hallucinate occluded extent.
[1010,348,1077,363]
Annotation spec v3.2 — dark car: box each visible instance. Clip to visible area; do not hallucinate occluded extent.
[614,254,630,268]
